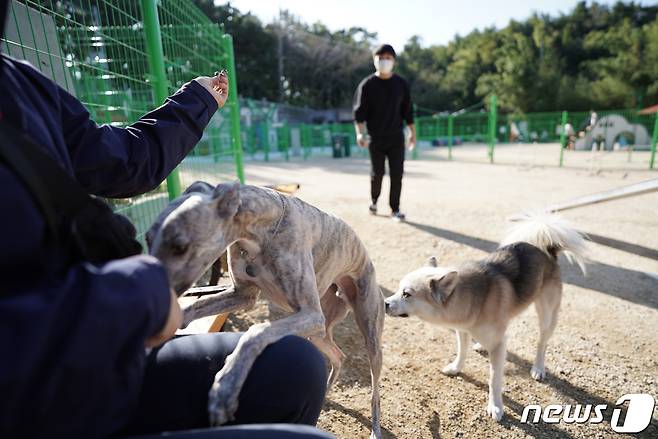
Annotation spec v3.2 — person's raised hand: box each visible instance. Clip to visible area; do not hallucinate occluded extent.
[194,70,229,108]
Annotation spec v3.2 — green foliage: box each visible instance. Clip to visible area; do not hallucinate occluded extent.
[194,1,658,113]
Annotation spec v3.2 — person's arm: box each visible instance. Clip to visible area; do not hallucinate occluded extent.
[353,80,369,147]
[60,74,228,198]
[401,80,416,150]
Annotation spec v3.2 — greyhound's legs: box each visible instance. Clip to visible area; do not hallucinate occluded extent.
[208,309,326,426]
[181,282,259,328]
[310,285,350,389]
[338,272,384,439]
[208,255,326,426]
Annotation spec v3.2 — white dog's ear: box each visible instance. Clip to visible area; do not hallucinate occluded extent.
[426,256,438,267]
[429,271,458,304]
[212,181,241,218]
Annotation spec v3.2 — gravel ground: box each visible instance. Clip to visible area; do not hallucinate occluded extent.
[193,146,658,438]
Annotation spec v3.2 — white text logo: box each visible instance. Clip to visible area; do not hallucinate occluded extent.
[520,393,655,433]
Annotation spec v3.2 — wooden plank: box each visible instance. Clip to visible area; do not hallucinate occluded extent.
[545,178,658,212]
[263,183,300,195]
[208,313,229,332]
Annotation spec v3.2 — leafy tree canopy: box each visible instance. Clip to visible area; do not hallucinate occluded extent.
[194,1,658,113]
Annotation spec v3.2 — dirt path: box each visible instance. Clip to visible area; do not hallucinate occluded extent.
[222,147,658,438]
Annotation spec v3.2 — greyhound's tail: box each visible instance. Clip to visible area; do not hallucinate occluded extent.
[502,212,589,274]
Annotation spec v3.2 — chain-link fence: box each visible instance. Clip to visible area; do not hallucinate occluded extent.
[4,0,244,243]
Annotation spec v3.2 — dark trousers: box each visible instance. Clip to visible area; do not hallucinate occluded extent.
[118,334,330,438]
[369,134,405,212]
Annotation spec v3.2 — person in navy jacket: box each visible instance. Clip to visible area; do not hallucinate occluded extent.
[0,2,329,437]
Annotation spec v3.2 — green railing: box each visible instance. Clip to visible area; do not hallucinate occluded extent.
[4,0,245,242]
[413,101,658,169]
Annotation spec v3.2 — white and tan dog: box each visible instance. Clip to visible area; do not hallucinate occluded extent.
[385,213,588,421]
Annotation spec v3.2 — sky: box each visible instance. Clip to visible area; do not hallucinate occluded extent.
[218,0,653,50]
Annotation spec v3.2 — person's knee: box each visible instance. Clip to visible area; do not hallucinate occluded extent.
[267,336,327,393]
[240,335,327,425]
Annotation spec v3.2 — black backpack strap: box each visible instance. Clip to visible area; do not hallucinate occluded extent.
[0,119,142,261]
[0,119,67,240]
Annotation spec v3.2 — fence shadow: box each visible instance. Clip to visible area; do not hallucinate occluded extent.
[585,232,658,261]
[404,221,658,309]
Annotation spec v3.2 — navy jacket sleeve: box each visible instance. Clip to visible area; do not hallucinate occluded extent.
[61,79,218,198]
[353,78,369,123]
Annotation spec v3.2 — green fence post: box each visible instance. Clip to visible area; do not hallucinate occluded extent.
[263,121,270,162]
[412,103,418,160]
[302,124,311,159]
[141,0,181,199]
[448,115,454,160]
[248,125,256,158]
[559,110,568,167]
[222,34,245,183]
[283,121,290,161]
[487,95,497,164]
[650,111,658,170]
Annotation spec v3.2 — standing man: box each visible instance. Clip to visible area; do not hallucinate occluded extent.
[353,44,415,222]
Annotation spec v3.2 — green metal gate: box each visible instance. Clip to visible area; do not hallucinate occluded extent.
[3,0,244,242]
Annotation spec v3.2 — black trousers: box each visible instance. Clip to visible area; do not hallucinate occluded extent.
[118,334,330,438]
[369,134,405,212]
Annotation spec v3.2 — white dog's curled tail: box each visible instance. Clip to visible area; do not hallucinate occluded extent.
[502,212,589,274]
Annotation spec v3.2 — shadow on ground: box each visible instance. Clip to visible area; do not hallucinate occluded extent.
[324,399,398,439]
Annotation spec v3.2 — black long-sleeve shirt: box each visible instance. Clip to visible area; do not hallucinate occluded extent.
[353,73,413,139]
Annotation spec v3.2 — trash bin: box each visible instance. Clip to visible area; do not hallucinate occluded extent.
[331,134,345,158]
[343,134,351,157]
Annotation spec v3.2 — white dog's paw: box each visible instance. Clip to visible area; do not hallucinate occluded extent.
[487,402,504,422]
[530,365,546,381]
[207,381,239,426]
[472,342,486,353]
[442,362,462,376]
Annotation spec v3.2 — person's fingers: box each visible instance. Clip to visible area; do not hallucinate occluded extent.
[211,76,228,95]
[212,75,228,86]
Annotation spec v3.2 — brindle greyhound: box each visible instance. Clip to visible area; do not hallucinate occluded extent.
[146,181,385,439]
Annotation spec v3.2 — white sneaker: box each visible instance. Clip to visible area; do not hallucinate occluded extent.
[391,211,406,222]
[368,204,377,215]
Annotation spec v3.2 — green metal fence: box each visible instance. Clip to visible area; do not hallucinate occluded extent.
[3,0,244,242]
[414,100,658,170]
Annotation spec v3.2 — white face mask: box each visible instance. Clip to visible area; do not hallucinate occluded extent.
[374,57,394,74]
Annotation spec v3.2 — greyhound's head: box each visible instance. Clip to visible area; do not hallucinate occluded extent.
[148,181,241,295]
[385,256,459,323]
